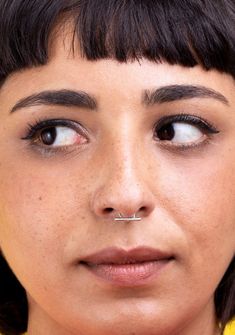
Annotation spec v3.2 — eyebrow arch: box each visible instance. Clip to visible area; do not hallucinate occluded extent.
[143,85,229,106]
[10,89,98,113]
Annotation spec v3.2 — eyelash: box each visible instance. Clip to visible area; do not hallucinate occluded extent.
[21,114,219,155]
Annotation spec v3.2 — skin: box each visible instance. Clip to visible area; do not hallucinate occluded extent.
[0,32,234,335]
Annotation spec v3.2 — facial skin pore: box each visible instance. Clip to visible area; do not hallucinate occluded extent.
[0,33,234,335]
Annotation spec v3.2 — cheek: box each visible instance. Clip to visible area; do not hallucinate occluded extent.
[0,165,89,276]
[148,156,235,310]
[160,155,235,276]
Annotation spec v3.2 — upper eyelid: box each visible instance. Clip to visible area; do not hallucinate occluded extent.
[22,118,88,140]
[154,114,219,133]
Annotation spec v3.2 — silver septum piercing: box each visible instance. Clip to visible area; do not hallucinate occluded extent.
[114,213,142,222]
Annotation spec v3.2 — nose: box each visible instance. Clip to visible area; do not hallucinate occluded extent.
[91,144,155,222]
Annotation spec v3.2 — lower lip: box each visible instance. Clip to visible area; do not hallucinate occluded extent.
[82,260,171,286]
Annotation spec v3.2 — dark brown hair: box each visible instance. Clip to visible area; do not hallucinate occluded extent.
[0,1,234,334]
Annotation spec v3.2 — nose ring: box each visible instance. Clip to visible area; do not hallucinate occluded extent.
[114,212,142,222]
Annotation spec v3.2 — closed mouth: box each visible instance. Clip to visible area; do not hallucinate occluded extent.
[79,246,174,286]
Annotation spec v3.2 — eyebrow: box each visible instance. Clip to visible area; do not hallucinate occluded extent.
[10,89,97,113]
[143,85,229,106]
[10,84,229,114]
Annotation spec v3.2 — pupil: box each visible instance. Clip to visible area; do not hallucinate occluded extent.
[157,124,175,141]
[41,127,57,145]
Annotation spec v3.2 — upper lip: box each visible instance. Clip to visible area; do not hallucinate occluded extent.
[80,247,174,265]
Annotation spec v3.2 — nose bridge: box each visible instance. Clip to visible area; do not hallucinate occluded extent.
[106,121,143,189]
[102,103,143,182]
[112,137,138,185]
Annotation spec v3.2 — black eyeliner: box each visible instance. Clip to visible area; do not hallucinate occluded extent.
[155,114,219,134]
[21,118,87,141]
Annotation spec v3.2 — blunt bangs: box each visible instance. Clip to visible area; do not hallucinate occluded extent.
[0,0,235,84]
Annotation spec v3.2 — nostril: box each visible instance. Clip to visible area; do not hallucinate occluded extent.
[139,206,146,213]
[103,208,114,214]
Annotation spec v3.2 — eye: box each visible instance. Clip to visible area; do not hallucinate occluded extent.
[154,114,219,146]
[157,122,203,143]
[22,119,88,149]
[39,126,86,147]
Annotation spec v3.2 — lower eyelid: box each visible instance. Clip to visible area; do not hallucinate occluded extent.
[27,140,88,158]
[155,134,213,153]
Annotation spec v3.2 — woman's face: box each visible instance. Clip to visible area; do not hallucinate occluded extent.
[0,35,234,335]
